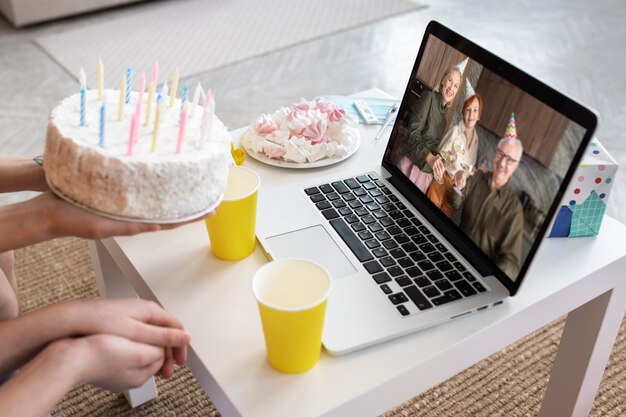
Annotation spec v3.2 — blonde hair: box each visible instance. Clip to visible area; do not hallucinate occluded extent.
[436,66,462,93]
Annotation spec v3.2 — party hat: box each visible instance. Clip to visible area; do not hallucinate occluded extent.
[455,57,469,74]
[464,78,475,99]
[503,113,518,140]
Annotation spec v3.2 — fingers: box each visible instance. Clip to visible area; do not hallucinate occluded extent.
[160,347,175,378]
[173,344,188,366]
[132,321,191,348]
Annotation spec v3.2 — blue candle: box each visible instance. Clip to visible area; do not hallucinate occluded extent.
[125,65,133,104]
[180,83,188,117]
[99,98,106,148]
[79,67,86,126]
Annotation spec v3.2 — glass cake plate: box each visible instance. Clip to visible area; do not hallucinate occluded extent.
[243,129,361,169]
[46,175,223,224]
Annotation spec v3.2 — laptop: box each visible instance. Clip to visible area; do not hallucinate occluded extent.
[255,21,598,355]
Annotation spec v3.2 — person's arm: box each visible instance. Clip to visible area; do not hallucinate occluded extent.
[0,192,213,252]
[407,92,434,164]
[496,207,524,278]
[0,156,47,193]
[0,298,190,377]
[0,334,164,417]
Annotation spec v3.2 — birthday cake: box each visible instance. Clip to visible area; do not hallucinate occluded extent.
[44,88,231,220]
[240,99,359,164]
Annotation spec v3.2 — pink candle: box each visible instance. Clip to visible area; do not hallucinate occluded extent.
[176,104,187,154]
[127,111,139,155]
[135,72,146,121]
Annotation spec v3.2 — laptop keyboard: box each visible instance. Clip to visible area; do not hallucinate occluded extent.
[305,172,487,317]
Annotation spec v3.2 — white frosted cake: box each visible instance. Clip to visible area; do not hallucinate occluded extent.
[44,89,231,220]
[240,99,358,164]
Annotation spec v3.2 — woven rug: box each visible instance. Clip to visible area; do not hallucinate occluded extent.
[14,237,626,416]
[35,0,423,87]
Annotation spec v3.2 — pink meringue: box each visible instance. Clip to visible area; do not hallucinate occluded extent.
[316,101,346,122]
[301,119,332,144]
[264,141,286,159]
[254,113,278,135]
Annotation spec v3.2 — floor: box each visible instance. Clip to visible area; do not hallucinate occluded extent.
[1,0,625,226]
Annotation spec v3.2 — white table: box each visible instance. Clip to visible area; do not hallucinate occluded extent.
[89,90,626,417]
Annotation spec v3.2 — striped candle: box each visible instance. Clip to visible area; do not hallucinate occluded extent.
[176,102,188,154]
[151,92,162,153]
[79,67,86,126]
[190,83,203,118]
[180,83,188,117]
[99,98,106,148]
[97,58,104,101]
[144,61,159,126]
[125,65,133,104]
[127,111,139,156]
[200,88,214,141]
[169,67,179,108]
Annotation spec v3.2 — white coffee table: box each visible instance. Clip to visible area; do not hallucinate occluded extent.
[89,90,626,417]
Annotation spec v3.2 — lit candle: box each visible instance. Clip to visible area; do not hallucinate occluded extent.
[99,97,106,148]
[79,67,86,127]
[117,76,126,122]
[176,102,188,154]
[190,83,203,118]
[151,92,162,153]
[125,65,133,104]
[127,111,139,156]
[169,67,179,108]
[180,83,188,117]
[97,57,104,101]
[144,61,159,126]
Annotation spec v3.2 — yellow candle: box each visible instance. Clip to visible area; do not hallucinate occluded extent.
[117,76,126,122]
[97,57,104,101]
[151,100,161,153]
[144,83,155,126]
[169,67,179,108]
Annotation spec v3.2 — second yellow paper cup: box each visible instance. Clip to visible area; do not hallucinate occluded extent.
[252,259,332,373]
[206,165,260,261]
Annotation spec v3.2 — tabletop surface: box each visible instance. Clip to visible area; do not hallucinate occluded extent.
[105,90,626,417]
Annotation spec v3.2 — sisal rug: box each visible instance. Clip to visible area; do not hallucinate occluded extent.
[13,237,626,416]
[35,0,424,88]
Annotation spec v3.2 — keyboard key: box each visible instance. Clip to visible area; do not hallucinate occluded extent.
[305,187,320,195]
[369,189,383,197]
[387,266,404,277]
[356,175,370,183]
[374,180,385,188]
[345,214,359,224]
[445,252,457,262]
[326,192,340,201]
[388,293,408,305]
[445,289,462,301]
[436,260,454,272]
[368,223,383,233]
[382,203,396,212]
[454,280,477,297]
[338,207,352,216]
[344,178,361,189]
[380,257,396,267]
[355,207,369,217]
[383,240,399,249]
[375,196,390,204]
[373,272,391,284]
[473,282,487,292]
[372,248,387,258]
[363,260,383,274]
[349,200,363,209]
[395,276,412,287]
[396,202,406,210]
[411,217,422,225]
[389,210,403,219]
[333,200,347,208]
[397,305,410,316]
[403,210,415,219]
[329,218,373,262]
[321,208,339,220]
[409,251,427,262]
[427,234,438,243]
[427,252,444,263]
[358,230,373,241]
[387,225,402,235]
[422,286,440,298]
[401,242,418,253]
[319,184,333,193]
[381,187,392,195]
[351,222,365,232]
[419,243,436,253]
[394,234,410,244]
[453,261,466,272]
[406,266,422,277]
[432,294,454,306]
[417,260,435,271]
[434,279,453,291]
[435,243,447,252]
[360,195,374,204]
[396,218,411,228]
[343,193,357,202]
[464,271,477,282]
[316,201,331,210]
[445,270,463,282]
[354,188,367,197]
[372,210,388,219]
[366,202,381,211]
[426,270,443,281]
[418,225,430,235]
[411,234,428,245]
[380,217,394,227]
[363,182,376,190]
[404,285,432,310]
[414,276,430,288]
[362,215,377,224]
[398,257,414,268]
[365,239,381,249]
[368,173,379,180]
[375,231,391,241]
[332,181,350,194]
[389,195,399,202]
[404,226,419,236]
[389,248,405,259]
[380,284,392,294]
[310,194,326,203]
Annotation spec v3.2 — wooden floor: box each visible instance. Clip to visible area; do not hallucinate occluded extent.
[1,0,625,223]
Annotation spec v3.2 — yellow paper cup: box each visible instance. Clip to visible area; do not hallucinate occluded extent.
[206,165,260,261]
[252,259,333,373]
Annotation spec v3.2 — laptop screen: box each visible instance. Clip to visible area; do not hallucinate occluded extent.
[382,21,597,293]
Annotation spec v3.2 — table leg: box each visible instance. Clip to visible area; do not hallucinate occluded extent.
[88,240,158,408]
[538,286,625,417]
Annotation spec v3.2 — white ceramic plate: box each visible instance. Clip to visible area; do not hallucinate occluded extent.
[47,176,223,224]
[243,129,361,169]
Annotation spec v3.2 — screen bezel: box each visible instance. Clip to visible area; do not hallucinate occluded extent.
[382,20,598,296]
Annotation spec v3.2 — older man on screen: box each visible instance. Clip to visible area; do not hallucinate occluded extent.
[451,137,524,279]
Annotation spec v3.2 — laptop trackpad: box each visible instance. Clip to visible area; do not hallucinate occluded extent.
[264,225,357,279]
